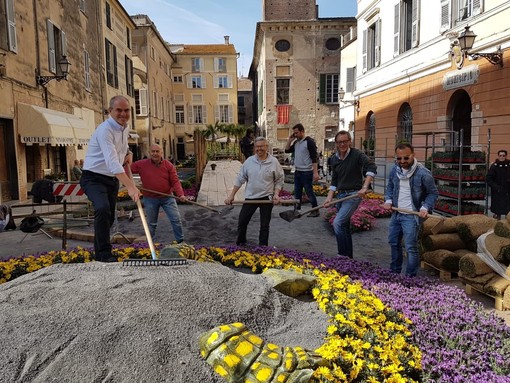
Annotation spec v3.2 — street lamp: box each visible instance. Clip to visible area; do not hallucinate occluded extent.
[455,26,503,67]
[36,55,71,86]
[338,87,360,111]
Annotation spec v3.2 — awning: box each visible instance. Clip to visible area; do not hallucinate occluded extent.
[17,103,94,146]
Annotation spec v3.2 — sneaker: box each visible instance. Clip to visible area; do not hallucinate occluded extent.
[308,210,320,217]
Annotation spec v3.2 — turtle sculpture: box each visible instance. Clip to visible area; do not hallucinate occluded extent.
[199,322,330,383]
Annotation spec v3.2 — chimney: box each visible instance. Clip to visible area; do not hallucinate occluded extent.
[224,35,230,45]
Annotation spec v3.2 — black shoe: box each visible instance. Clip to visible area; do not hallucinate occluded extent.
[97,257,117,263]
[308,210,320,217]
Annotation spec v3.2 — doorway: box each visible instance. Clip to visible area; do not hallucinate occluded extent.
[450,90,472,147]
[0,119,19,201]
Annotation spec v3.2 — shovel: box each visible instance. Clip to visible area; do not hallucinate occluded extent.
[219,199,300,215]
[391,207,446,234]
[279,193,359,222]
[140,187,220,213]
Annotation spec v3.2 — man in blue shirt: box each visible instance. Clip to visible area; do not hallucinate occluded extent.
[80,96,140,262]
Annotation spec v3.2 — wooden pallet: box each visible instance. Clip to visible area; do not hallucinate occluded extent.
[420,261,458,281]
[465,283,504,311]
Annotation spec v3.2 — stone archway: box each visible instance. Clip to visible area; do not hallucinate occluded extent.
[448,89,472,147]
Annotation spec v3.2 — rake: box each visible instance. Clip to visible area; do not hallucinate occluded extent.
[218,199,300,215]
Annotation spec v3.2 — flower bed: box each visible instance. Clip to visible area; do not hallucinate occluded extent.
[324,194,391,232]
[1,245,509,382]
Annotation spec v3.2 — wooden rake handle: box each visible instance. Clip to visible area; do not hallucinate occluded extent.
[140,187,219,213]
[391,207,445,220]
[229,199,299,205]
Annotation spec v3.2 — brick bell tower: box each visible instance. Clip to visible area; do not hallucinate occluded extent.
[262,0,318,21]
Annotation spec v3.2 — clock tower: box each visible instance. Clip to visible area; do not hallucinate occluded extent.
[262,0,318,21]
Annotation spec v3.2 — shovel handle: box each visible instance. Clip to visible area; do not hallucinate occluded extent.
[140,187,219,213]
[391,207,445,219]
[301,193,359,216]
[230,199,299,205]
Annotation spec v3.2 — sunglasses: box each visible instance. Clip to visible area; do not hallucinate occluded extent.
[395,156,411,161]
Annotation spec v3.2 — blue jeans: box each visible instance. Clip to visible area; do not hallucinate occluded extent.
[294,170,317,208]
[142,196,184,242]
[80,170,119,261]
[388,213,421,276]
[332,192,361,258]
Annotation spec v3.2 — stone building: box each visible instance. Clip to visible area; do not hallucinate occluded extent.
[170,39,239,159]
[0,0,136,203]
[131,14,176,160]
[249,0,356,154]
[237,77,255,128]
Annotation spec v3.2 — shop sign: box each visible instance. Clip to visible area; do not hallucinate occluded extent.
[443,65,479,90]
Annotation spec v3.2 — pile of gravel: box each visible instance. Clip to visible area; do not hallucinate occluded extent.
[0,261,327,382]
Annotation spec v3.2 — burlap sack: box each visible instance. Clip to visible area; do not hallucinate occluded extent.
[459,271,496,291]
[422,249,462,272]
[422,233,466,251]
[484,275,510,297]
[458,251,494,277]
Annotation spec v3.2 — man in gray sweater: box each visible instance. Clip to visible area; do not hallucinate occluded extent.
[225,137,284,246]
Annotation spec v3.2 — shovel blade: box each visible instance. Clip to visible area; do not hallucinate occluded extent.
[218,206,235,215]
[279,209,300,222]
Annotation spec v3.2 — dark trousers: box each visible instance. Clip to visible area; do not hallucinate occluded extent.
[80,170,119,261]
[236,197,274,246]
[294,170,318,209]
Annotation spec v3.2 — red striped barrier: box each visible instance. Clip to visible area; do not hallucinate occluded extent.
[52,183,85,197]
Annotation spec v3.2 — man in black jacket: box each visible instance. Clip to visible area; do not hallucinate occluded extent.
[285,123,320,216]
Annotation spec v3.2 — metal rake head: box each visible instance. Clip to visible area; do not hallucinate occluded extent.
[122,258,188,266]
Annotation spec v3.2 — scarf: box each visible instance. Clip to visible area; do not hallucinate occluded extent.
[396,158,419,180]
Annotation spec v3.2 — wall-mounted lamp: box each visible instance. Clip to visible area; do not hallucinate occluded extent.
[452,26,503,69]
[36,55,71,86]
[338,88,360,111]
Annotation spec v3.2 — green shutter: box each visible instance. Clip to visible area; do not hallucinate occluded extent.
[319,74,326,104]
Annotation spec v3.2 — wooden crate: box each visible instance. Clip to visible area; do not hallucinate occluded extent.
[465,283,504,311]
[420,261,458,281]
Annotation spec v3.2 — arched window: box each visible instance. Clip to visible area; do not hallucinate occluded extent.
[364,113,376,157]
[398,103,413,143]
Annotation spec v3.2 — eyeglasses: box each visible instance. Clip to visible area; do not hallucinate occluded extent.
[395,156,411,161]
[335,139,350,145]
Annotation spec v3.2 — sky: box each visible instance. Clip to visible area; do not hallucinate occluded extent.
[121,0,357,77]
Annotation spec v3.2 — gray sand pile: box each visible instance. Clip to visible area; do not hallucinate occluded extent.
[0,261,327,382]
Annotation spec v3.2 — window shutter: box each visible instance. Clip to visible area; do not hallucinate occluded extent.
[214,58,219,72]
[188,105,193,124]
[139,88,148,116]
[227,75,232,88]
[319,74,326,104]
[411,0,420,48]
[394,3,400,56]
[6,0,17,52]
[61,30,67,56]
[84,50,91,90]
[199,58,204,71]
[47,20,56,73]
[214,76,219,88]
[202,105,207,124]
[346,67,355,93]
[202,75,206,88]
[440,0,451,31]
[473,0,482,16]
[113,45,118,88]
[362,29,368,73]
[187,76,192,88]
[375,20,381,67]
[228,104,233,123]
[215,105,220,122]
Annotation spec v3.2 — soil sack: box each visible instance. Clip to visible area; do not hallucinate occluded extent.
[456,215,497,242]
[458,251,494,277]
[494,221,510,239]
[422,233,466,251]
[422,249,462,272]
[483,233,510,264]
[484,275,510,297]
[459,271,496,291]
[422,216,456,236]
